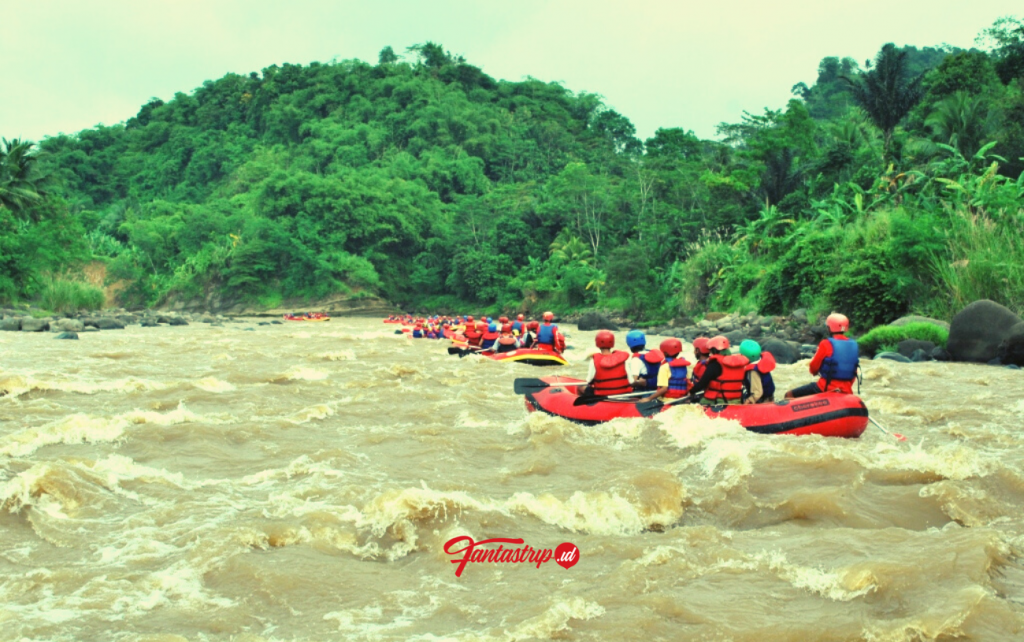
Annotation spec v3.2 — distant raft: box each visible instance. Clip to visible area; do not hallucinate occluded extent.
[284,313,330,322]
[522,376,868,436]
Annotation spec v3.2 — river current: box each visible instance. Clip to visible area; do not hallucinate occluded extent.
[2,318,1023,641]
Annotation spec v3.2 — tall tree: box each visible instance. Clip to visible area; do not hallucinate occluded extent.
[0,139,47,218]
[843,43,925,163]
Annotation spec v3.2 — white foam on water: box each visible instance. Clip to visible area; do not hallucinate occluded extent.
[0,402,213,457]
[192,377,236,393]
[0,374,168,398]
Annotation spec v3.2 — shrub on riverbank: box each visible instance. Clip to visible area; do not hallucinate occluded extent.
[38,276,105,314]
[858,322,949,354]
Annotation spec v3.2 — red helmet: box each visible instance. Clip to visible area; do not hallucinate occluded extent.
[528,321,540,330]
[476,321,488,331]
[499,316,509,324]
[693,337,710,354]
[708,335,730,352]
[595,330,615,349]
[543,311,554,321]
[826,313,850,333]
[660,338,682,357]
[502,323,512,333]
[517,314,524,321]
[467,315,474,322]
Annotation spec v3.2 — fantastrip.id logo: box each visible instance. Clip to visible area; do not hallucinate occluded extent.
[443,536,579,577]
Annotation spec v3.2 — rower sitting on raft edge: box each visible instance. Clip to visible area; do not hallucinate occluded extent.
[785,312,860,398]
[583,331,635,397]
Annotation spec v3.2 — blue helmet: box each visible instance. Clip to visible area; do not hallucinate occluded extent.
[625,330,647,350]
[489,322,497,332]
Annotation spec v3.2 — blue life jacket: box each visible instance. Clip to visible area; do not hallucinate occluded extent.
[641,354,662,391]
[757,367,776,399]
[512,321,523,334]
[666,359,689,396]
[412,329,423,338]
[820,338,859,382]
[481,337,496,349]
[537,323,557,345]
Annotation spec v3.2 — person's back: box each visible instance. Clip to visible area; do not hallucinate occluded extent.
[739,340,776,404]
[586,331,634,397]
[785,313,859,399]
[464,321,485,347]
[495,324,519,353]
[640,339,690,402]
[536,311,558,351]
[690,336,749,406]
[480,323,500,350]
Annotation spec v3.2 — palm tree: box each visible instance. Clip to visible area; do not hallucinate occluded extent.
[0,138,48,218]
[548,229,594,266]
[924,91,998,159]
[842,44,925,163]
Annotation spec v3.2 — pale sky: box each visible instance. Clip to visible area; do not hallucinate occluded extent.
[1,1,1020,143]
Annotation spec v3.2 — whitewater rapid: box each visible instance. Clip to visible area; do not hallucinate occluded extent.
[1,318,1022,640]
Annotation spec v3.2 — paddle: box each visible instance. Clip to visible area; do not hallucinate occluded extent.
[513,377,582,395]
[572,389,652,406]
[868,416,907,442]
[636,393,701,418]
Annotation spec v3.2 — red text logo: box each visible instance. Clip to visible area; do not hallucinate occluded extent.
[443,536,580,577]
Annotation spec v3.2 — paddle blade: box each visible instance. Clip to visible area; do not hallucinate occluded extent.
[447,347,463,355]
[636,400,665,417]
[513,378,549,395]
[572,394,603,407]
[894,433,907,442]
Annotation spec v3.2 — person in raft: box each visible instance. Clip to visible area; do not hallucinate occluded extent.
[639,338,690,402]
[480,322,500,350]
[493,323,520,353]
[690,337,710,386]
[511,314,526,336]
[624,330,656,390]
[463,320,485,347]
[785,312,859,398]
[535,311,562,352]
[688,336,750,406]
[583,331,635,397]
[521,321,539,348]
[739,339,776,404]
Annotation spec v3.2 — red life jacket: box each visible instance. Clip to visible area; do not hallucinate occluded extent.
[591,351,632,396]
[692,358,707,382]
[497,335,517,346]
[463,328,483,347]
[705,354,750,402]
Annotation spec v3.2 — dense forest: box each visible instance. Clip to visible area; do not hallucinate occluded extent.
[2,17,1023,329]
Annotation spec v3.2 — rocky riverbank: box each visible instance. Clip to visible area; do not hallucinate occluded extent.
[0,308,289,339]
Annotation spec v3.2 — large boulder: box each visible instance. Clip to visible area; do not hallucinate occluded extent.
[168,317,189,326]
[55,331,78,340]
[875,351,912,363]
[998,321,1024,367]
[54,318,84,333]
[576,312,619,332]
[947,300,1022,363]
[21,318,50,332]
[760,338,799,365]
[1,318,21,331]
[96,318,125,330]
[898,339,936,359]
[724,330,748,347]
[891,315,951,330]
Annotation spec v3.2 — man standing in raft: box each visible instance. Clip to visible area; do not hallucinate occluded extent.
[584,331,635,397]
[689,336,750,406]
[535,311,565,353]
[785,313,859,398]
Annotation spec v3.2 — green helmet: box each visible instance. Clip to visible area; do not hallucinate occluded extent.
[739,339,762,361]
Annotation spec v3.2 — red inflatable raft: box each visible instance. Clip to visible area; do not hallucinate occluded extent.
[522,376,867,437]
[481,348,569,367]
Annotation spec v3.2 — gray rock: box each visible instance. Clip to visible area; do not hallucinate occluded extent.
[21,318,50,332]
[997,321,1024,367]
[724,330,748,347]
[987,357,1003,366]
[271,320,283,325]
[1,318,21,331]
[198,314,216,323]
[210,322,224,327]
[55,331,78,340]
[898,339,936,359]
[1005,364,1021,370]
[910,348,933,362]
[746,325,762,338]
[799,344,817,358]
[875,351,912,363]
[931,347,951,361]
[244,327,255,331]
[698,319,715,329]
[791,308,808,323]
[891,315,951,330]
[756,316,775,327]
[706,327,720,335]
[168,317,189,326]
[760,338,799,365]
[156,315,171,324]
[258,322,270,326]
[81,326,100,332]
[81,318,99,328]
[96,318,125,330]
[719,322,735,332]
[576,312,619,332]
[140,319,159,327]
[947,300,1021,363]
[54,318,84,332]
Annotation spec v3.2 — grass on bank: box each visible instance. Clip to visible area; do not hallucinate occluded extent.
[38,276,105,315]
[857,322,949,355]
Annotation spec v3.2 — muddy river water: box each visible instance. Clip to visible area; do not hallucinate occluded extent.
[2,318,1023,641]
